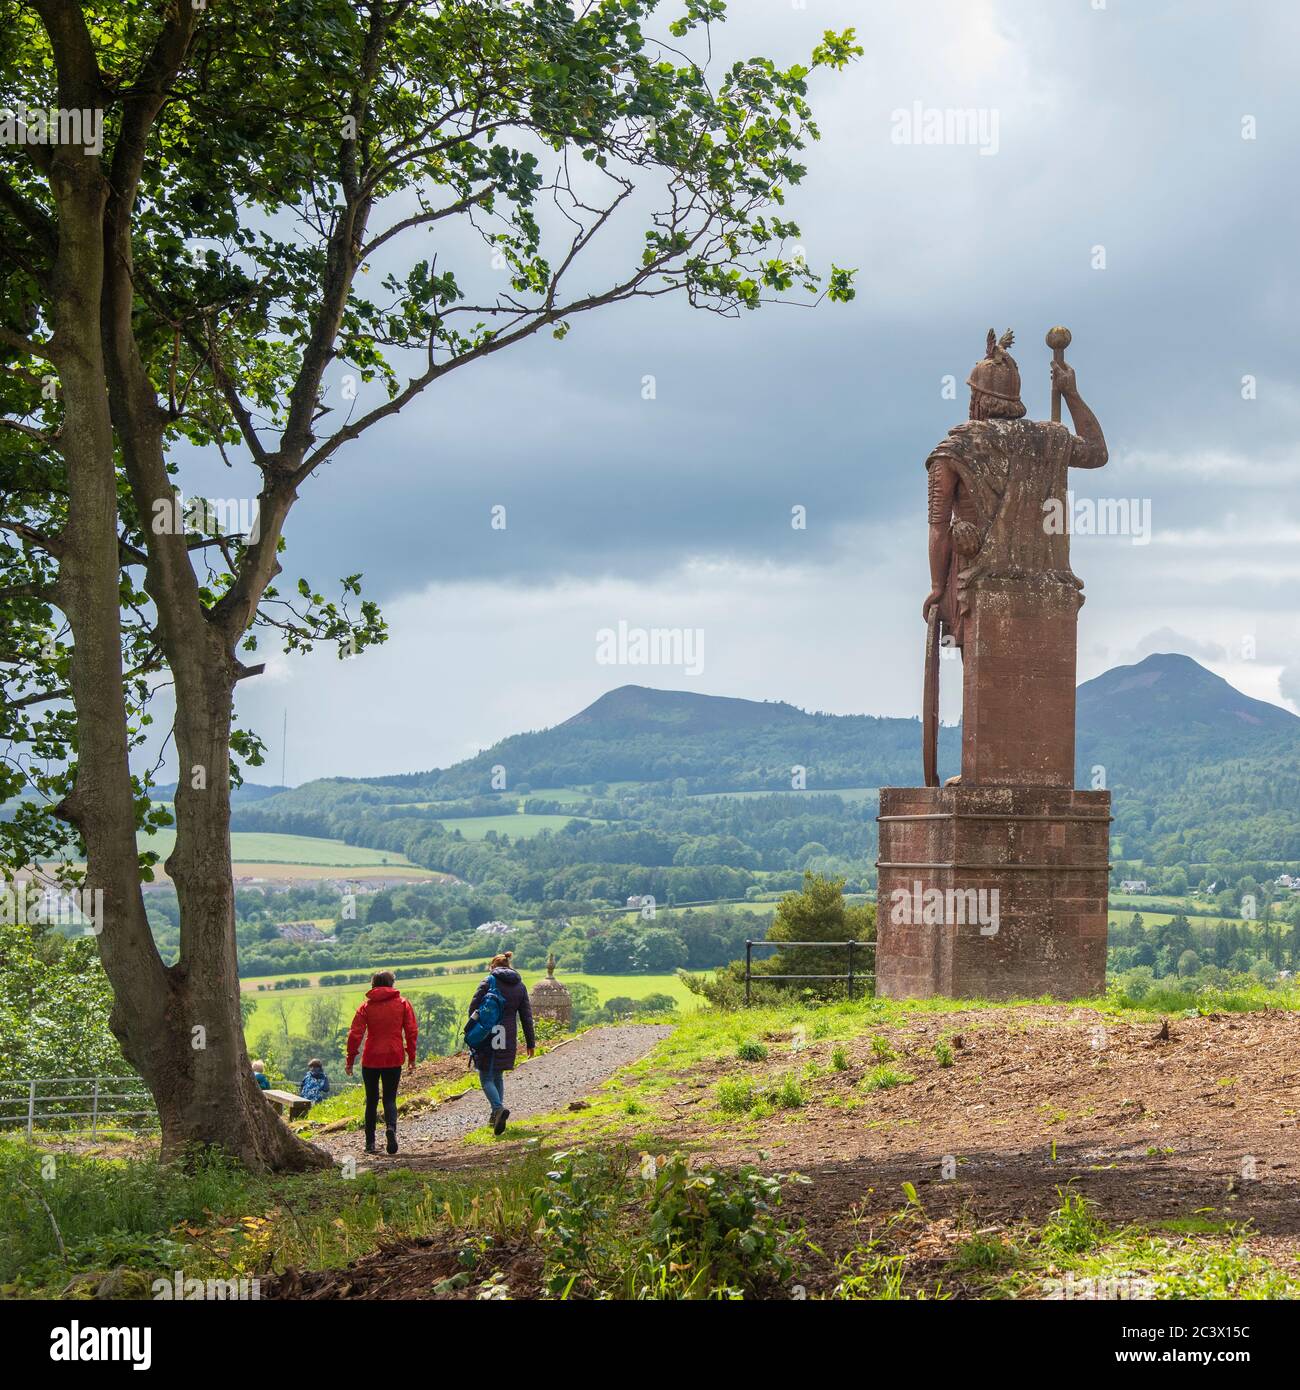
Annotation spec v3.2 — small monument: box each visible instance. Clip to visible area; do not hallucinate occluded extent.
[531,952,573,1027]
[875,327,1111,999]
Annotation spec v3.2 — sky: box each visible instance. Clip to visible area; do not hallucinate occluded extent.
[176,0,1300,784]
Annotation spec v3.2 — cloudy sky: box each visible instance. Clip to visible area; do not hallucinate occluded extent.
[178,0,1300,784]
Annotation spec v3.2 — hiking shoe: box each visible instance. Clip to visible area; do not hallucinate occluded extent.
[494,1107,510,1136]
[386,1129,398,1155]
[364,1140,377,1154]
[488,1105,502,1129]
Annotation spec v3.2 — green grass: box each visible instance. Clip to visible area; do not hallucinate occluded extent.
[0,1139,553,1297]
[688,787,879,802]
[137,829,420,868]
[434,814,592,841]
[241,953,496,990]
[243,969,700,1041]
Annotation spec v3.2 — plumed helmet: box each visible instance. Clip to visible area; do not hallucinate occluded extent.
[967,328,1023,407]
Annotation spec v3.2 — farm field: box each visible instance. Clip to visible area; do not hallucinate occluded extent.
[688,786,878,802]
[239,954,494,993]
[433,813,591,840]
[242,969,700,1040]
[136,829,440,876]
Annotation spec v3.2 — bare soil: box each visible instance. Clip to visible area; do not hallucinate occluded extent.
[271,1006,1300,1298]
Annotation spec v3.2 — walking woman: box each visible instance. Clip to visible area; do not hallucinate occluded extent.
[466,951,535,1136]
[345,971,418,1154]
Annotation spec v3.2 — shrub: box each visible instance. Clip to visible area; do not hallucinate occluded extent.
[830,1045,850,1072]
[861,1065,914,1093]
[736,1040,769,1063]
[869,1035,898,1062]
[716,1078,757,1114]
[530,1147,806,1299]
[771,1074,806,1109]
[933,1040,955,1068]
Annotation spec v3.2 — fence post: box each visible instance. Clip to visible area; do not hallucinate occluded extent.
[745,941,752,1007]
[847,940,855,1001]
[91,1079,100,1139]
[26,1079,35,1141]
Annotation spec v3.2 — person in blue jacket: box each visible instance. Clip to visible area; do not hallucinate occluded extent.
[300,1059,330,1103]
[251,1059,271,1090]
[466,952,535,1136]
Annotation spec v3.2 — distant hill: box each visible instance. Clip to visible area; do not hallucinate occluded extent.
[393,685,961,796]
[149,781,290,805]
[1077,652,1297,741]
[234,655,1300,866]
[562,685,812,735]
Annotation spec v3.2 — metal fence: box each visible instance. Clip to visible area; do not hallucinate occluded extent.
[0,1076,159,1140]
[0,1071,367,1141]
[743,939,876,1005]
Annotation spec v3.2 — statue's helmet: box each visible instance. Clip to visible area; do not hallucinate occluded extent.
[966,328,1024,415]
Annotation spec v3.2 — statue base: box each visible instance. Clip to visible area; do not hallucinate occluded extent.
[875,785,1110,1000]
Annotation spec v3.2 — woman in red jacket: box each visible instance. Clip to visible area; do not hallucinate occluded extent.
[345,971,418,1154]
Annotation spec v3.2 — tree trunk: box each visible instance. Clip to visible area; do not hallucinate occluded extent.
[44,87,327,1174]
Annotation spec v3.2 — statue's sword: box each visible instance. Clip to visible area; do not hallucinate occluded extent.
[923,606,940,787]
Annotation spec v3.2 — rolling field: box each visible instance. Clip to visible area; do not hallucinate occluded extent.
[140,829,405,865]
[243,969,701,1040]
[688,786,878,802]
[432,813,588,840]
[239,953,494,992]
[137,829,438,875]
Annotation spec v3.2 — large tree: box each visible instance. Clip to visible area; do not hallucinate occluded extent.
[0,0,856,1168]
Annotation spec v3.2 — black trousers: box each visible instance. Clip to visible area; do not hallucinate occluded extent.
[361,1065,401,1138]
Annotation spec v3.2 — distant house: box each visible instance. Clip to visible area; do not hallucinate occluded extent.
[474,921,513,935]
[1274,874,1299,890]
[626,894,647,909]
[275,921,334,943]
[1118,880,1148,895]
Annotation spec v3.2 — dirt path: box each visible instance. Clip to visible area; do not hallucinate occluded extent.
[321,1023,672,1164]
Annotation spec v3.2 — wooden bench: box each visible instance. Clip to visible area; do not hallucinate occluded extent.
[263,1088,313,1120]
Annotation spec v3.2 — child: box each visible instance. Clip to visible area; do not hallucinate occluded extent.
[251,1059,271,1090]
[300,1058,330,1103]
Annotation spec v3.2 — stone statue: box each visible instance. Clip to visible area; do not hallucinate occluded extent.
[876,323,1112,1002]
[921,327,1108,786]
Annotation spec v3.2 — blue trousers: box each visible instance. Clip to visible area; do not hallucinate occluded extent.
[477,1059,506,1111]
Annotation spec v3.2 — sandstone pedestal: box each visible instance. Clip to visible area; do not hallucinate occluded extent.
[961,576,1081,786]
[875,784,1110,1000]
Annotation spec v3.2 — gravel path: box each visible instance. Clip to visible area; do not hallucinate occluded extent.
[324,1024,672,1160]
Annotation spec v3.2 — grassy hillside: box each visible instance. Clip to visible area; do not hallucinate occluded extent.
[138,829,422,868]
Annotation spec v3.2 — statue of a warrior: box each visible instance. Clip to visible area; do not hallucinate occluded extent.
[921,329,1107,785]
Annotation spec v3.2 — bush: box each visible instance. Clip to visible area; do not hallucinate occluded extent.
[530,1147,805,1299]
[716,1079,757,1114]
[933,1040,955,1068]
[861,1066,914,1092]
[830,1045,850,1072]
[736,1041,769,1063]
[771,1074,806,1109]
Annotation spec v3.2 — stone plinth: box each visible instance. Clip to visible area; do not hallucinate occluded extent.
[531,973,572,1027]
[961,577,1080,787]
[875,784,1110,1000]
